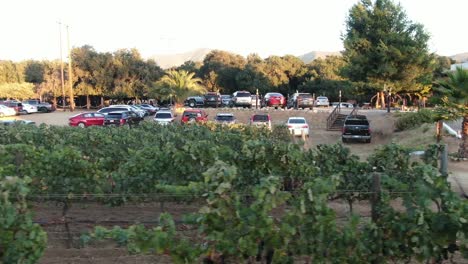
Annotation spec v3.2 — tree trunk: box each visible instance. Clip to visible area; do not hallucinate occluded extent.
[52,97,57,109]
[86,94,91,110]
[380,91,386,109]
[459,115,468,158]
[436,120,443,143]
[100,96,104,108]
[375,92,380,109]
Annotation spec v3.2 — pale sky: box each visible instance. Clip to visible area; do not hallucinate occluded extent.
[1,0,467,62]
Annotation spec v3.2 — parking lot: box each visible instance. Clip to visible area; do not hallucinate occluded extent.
[4,106,466,196]
[7,106,394,151]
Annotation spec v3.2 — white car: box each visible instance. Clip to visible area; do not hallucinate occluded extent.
[332,102,353,108]
[21,103,38,114]
[154,110,175,125]
[315,96,329,107]
[286,117,309,137]
[232,91,252,108]
[0,105,16,117]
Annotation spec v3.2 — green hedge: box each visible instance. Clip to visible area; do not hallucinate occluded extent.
[395,109,435,131]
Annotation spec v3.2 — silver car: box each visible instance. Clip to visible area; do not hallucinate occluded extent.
[214,113,236,124]
[154,110,175,125]
[315,96,330,107]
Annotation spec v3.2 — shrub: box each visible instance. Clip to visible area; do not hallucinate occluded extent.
[395,109,435,131]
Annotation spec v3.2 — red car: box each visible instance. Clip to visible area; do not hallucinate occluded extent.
[181,109,208,124]
[263,93,286,108]
[69,112,105,127]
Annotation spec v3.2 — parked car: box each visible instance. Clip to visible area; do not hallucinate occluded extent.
[184,96,205,108]
[214,113,236,124]
[331,102,353,108]
[1,101,23,114]
[105,111,141,127]
[315,96,330,107]
[154,109,176,125]
[69,112,105,127]
[220,95,233,107]
[22,99,54,112]
[342,115,371,143]
[232,91,252,108]
[136,104,159,115]
[263,92,286,108]
[251,95,261,108]
[204,92,222,108]
[0,119,36,126]
[98,106,141,117]
[21,103,38,114]
[250,114,272,130]
[181,109,208,124]
[108,105,146,117]
[287,93,314,109]
[286,117,309,137]
[0,105,17,117]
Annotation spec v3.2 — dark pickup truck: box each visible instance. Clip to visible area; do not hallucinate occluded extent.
[341,115,371,143]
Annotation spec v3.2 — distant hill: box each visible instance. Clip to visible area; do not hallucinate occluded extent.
[149,48,212,69]
[298,51,341,64]
[450,52,468,63]
[149,49,344,69]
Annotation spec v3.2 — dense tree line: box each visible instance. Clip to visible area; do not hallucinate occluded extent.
[0,0,455,109]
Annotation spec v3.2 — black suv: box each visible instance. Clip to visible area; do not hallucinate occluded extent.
[104,111,141,127]
[341,115,371,143]
[204,92,222,107]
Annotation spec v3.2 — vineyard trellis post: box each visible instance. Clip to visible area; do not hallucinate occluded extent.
[371,172,381,222]
[439,144,448,176]
[371,172,382,264]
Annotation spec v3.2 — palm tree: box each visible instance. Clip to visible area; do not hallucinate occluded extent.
[151,70,205,105]
[438,67,468,158]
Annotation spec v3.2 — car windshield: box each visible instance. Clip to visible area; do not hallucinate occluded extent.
[299,94,312,98]
[107,113,124,118]
[252,115,269,121]
[289,119,306,124]
[221,95,231,99]
[268,93,282,97]
[156,113,172,119]
[216,115,234,121]
[317,97,328,100]
[346,119,369,125]
[183,111,200,117]
[236,92,250,97]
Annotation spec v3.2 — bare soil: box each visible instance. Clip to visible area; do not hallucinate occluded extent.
[4,108,466,263]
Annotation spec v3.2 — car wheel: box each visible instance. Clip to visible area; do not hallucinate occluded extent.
[342,137,347,143]
[189,100,196,108]
[366,138,371,143]
[78,122,86,128]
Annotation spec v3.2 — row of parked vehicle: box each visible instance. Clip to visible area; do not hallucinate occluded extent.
[0,100,54,117]
[152,108,311,137]
[68,105,311,137]
[69,104,159,127]
[184,91,332,110]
